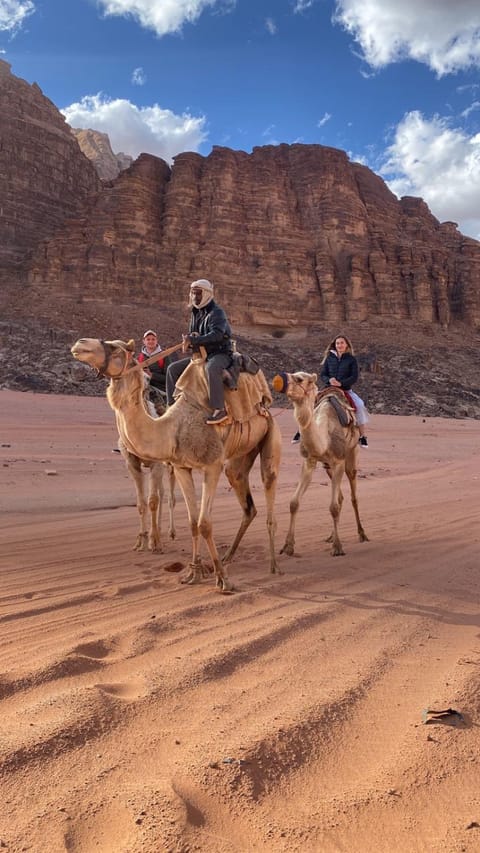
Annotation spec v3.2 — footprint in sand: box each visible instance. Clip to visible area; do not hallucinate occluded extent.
[71,639,113,660]
[95,680,145,701]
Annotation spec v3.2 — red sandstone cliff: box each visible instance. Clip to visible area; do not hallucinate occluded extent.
[0,60,101,282]
[1,60,480,332]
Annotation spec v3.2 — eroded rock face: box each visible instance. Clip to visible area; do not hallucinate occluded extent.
[0,60,101,281]
[1,61,480,331]
[25,143,480,329]
[72,129,133,181]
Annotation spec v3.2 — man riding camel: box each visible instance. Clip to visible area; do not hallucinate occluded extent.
[166,279,233,424]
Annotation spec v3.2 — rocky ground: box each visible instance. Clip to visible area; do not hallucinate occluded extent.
[1,311,480,419]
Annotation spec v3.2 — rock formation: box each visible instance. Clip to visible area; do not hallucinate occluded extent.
[72,128,133,181]
[1,59,480,335]
[0,60,101,283]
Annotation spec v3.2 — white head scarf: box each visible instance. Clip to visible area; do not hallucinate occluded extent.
[189,278,214,309]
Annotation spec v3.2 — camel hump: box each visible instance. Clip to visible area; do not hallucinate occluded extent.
[316,388,356,427]
[225,369,272,422]
[174,359,272,423]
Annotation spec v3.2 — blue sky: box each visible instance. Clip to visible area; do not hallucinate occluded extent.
[2,0,480,239]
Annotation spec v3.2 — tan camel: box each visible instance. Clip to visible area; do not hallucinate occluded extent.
[71,338,282,591]
[116,386,176,551]
[273,371,368,557]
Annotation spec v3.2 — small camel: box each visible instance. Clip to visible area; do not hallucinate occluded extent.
[116,386,176,551]
[71,338,282,591]
[273,371,368,557]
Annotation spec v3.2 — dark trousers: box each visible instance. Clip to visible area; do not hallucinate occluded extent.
[166,353,232,410]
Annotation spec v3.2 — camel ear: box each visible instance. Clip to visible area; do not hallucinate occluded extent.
[311,373,317,383]
[126,339,135,352]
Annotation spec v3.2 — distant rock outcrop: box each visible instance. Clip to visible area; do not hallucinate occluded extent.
[1,60,480,335]
[72,128,133,181]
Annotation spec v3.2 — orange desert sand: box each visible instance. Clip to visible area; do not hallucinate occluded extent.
[1,389,479,853]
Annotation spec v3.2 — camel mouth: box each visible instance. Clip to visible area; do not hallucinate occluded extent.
[71,342,92,360]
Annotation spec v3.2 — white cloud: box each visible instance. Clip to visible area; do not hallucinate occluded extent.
[62,94,208,162]
[261,124,279,145]
[293,1,314,12]
[461,100,480,118]
[334,0,480,75]
[95,0,233,37]
[131,66,146,85]
[317,112,332,128]
[0,0,35,33]
[265,17,277,35]
[379,110,480,239]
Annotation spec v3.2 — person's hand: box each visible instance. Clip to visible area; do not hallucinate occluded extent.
[181,333,191,352]
[330,378,341,387]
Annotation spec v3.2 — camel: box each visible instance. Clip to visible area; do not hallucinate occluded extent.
[116,387,176,552]
[71,338,282,592]
[273,371,368,557]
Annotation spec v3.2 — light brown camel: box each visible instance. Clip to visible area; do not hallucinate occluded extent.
[71,338,282,591]
[273,370,368,557]
[116,385,176,551]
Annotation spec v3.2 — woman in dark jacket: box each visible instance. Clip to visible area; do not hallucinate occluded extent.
[292,333,369,446]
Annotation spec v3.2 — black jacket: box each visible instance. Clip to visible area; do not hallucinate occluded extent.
[320,350,358,390]
[189,299,232,356]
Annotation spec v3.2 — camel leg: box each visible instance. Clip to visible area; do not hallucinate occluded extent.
[172,466,203,584]
[328,462,346,556]
[198,461,234,593]
[122,450,149,552]
[281,457,317,556]
[147,463,164,552]
[345,448,369,543]
[166,462,176,540]
[222,449,259,564]
[259,418,281,573]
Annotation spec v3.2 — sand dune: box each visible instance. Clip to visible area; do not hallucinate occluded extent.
[1,390,479,852]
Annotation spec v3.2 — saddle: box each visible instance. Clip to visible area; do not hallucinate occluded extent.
[316,387,356,427]
[222,351,260,390]
[175,356,272,423]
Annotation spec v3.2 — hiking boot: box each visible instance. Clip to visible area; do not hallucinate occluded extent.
[359,435,368,447]
[206,408,228,424]
[291,432,301,444]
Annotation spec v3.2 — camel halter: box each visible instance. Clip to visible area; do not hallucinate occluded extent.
[95,341,132,379]
[290,375,318,431]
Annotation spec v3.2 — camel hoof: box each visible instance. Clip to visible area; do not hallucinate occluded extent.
[280,543,294,556]
[271,566,284,575]
[359,532,369,542]
[181,574,202,585]
[331,548,345,557]
[216,577,235,594]
[169,530,176,540]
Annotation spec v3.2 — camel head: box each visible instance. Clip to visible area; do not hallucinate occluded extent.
[71,337,136,378]
[272,371,318,406]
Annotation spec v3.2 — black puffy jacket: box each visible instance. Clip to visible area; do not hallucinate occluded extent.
[320,350,358,390]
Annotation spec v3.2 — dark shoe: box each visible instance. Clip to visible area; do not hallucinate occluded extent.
[206,408,228,424]
[359,435,368,447]
[291,432,301,444]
